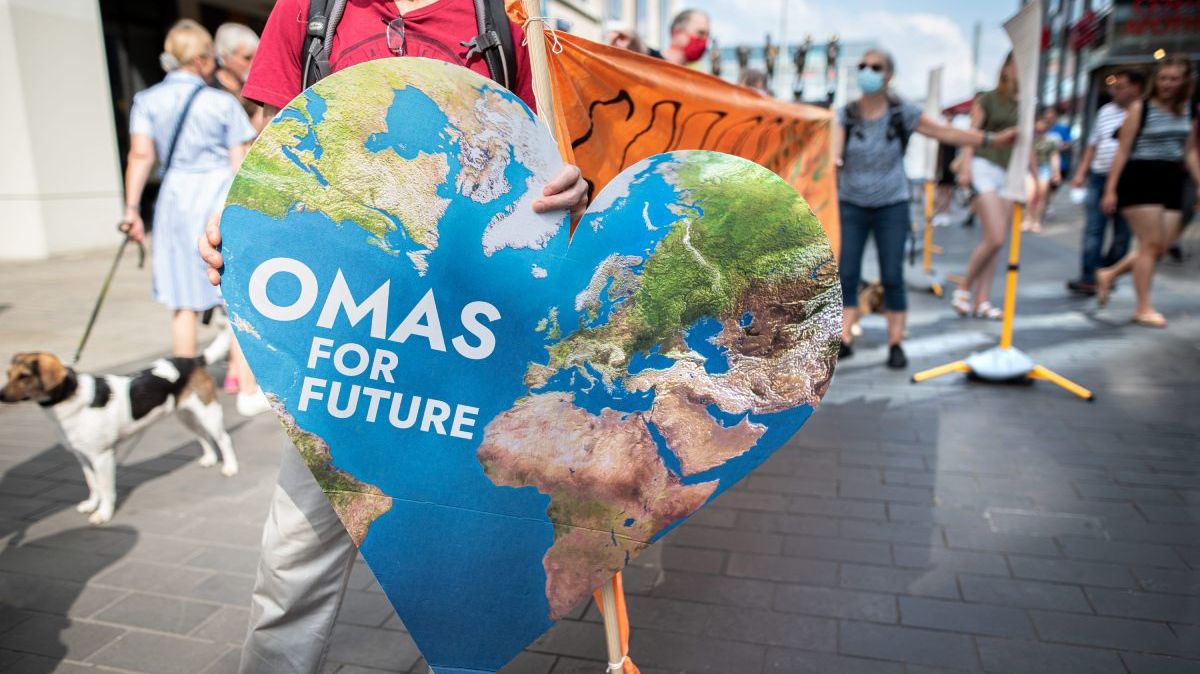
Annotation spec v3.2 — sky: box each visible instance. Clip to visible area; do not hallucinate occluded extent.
[695,0,1019,105]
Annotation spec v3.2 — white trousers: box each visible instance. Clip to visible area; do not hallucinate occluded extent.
[238,446,357,674]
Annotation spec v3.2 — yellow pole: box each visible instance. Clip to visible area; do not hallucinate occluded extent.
[922,181,935,275]
[999,203,1023,350]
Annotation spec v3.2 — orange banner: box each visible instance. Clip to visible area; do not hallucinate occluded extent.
[510,4,839,250]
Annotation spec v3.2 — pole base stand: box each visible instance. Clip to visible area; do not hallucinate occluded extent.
[908,270,946,297]
[912,347,1094,401]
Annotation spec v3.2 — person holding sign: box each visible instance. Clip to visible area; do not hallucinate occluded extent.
[196,1,588,672]
[1097,56,1200,328]
[953,53,1019,321]
[834,49,1015,369]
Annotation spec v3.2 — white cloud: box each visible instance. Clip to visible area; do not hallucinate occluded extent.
[700,0,1010,105]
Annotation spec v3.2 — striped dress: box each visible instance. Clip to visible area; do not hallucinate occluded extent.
[130,71,256,311]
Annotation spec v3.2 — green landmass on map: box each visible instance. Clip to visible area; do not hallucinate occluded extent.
[272,399,392,547]
[481,152,841,619]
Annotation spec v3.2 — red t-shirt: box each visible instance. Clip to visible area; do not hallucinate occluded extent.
[243,0,536,112]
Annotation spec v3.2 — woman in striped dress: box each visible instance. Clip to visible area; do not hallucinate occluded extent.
[1099,56,1200,328]
[121,19,256,356]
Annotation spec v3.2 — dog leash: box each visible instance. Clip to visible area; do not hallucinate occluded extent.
[72,223,146,366]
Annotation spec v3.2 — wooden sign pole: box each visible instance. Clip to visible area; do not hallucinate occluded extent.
[517,2,629,671]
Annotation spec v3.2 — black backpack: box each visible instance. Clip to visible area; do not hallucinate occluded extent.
[302,0,519,91]
[842,95,912,159]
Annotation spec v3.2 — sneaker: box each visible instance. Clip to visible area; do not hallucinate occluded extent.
[838,342,853,360]
[237,389,272,417]
[886,344,908,369]
[1067,279,1097,296]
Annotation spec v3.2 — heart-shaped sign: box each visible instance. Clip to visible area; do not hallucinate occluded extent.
[221,58,840,674]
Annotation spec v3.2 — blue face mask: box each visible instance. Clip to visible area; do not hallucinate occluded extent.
[858,69,885,94]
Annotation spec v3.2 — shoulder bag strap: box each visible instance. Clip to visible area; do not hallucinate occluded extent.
[163,84,205,173]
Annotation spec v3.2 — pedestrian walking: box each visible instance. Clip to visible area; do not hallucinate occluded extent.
[1098,55,1200,328]
[121,19,256,358]
[195,1,588,672]
[1067,69,1144,295]
[952,53,1019,320]
[835,49,1015,368]
[1025,109,1063,234]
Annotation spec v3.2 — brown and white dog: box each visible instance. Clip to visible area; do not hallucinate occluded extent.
[1,334,238,524]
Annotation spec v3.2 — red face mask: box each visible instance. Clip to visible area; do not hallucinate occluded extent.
[682,34,708,62]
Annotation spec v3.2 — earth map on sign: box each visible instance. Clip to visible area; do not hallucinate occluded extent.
[220,58,840,671]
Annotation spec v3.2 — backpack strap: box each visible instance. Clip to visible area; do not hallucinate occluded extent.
[887,98,911,155]
[302,0,342,90]
[462,0,519,91]
[842,100,862,145]
[843,98,911,154]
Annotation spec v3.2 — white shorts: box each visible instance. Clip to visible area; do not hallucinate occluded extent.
[971,157,1008,195]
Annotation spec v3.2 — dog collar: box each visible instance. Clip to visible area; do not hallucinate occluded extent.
[38,370,79,408]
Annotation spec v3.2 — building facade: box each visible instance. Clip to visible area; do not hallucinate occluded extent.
[603,0,681,51]
[712,39,878,108]
[1,0,607,261]
[1039,0,1200,164]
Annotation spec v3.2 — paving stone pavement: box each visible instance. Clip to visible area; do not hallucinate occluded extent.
[1,200,1197,674]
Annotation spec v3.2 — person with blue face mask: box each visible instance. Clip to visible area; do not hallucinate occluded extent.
[835,48,1017,369]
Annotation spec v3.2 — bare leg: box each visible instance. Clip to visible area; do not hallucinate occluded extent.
[961,192,1010,308]
[240,357,261,395]
[841,306,860,345]
[172,310,199,358]
[1114,206,1167,317]
[1026,177,1048,232]
[227,330,246,392]
[886,311,906,347]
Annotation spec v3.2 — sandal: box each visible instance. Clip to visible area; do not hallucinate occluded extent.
[974,301,1003,320]
[952,289,972,317]
[1132,312,1167,328]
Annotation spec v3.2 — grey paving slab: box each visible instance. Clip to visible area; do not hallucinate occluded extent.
[975,636,1127,674]
[898,596,1033,638]
[838,622,977,671]
[838,564,960,600]
[1029,610,1181,654]
[0,612,125,661]
[1120,652,1200,674]
[764,648,904,674]
[957,574,1093,613]
[1006,555,1137,589]
[773,585,898,623]
[93,592,220,635]
[87,631,230,674]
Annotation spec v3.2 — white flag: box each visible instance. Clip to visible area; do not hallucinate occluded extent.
[1002,0,1042,203]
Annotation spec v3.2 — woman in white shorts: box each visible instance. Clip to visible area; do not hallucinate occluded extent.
[952,53,1018,320]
